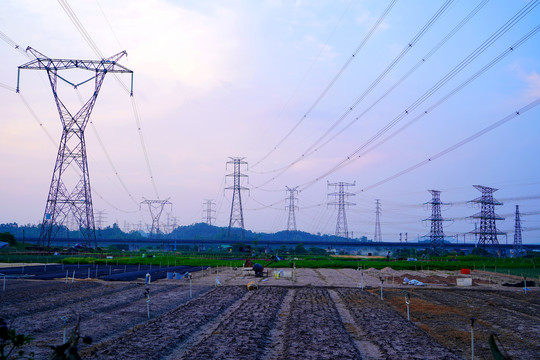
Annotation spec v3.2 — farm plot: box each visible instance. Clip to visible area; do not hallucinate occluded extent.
[278,288,362,359]
[85,286,248,359]
[381,288,540,360]
[0,264,206,281]
[1,280,213,359]
[336,288,463,359]
[86,286,463,359]
[3,272,538,360]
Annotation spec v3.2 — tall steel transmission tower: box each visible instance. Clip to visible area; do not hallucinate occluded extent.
[327,181,355,238]
[424,190,451,253]
[141,198,172,238]
[17,48,133,247]
[286,186,299,232]
[203,199,216,225]
[226,157,248,239]
[95,210,107,230]
[374,199,382,242]
[468,185,505,250]
[513,205,524,256]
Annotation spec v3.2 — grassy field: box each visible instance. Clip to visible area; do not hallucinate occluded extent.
[0,250,538,279]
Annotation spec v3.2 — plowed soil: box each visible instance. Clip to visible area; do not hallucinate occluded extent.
[1,267,538,359]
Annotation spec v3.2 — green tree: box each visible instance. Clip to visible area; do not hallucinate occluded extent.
[0,233,16,247]
[295,243,307,254]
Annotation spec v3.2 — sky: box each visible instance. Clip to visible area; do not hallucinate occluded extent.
[0,0,539,244]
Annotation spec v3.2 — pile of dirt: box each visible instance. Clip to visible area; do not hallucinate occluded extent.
[380,266,397,274]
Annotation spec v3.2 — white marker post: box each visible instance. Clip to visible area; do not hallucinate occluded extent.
[188,273,193,298]
[61,316,67,343]
[380,277,385,300]
[145,288,150,319]
[470,317,475,360]
[87,268,90,279]
[405,292,411,321]
[65,270,69,283]
[72,270,75,283]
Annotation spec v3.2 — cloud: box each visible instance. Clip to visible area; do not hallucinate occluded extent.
[523,71,540,98]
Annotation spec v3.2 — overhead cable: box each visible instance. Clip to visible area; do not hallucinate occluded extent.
[299,2,540,189]
[250,0,400,171]
[252,0,456,186]
[357,98,540,193]
[57,0,160,199]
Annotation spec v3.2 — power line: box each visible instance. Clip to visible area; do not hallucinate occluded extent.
[357,98,540,193]
[250,0,400,172]
[251,0,458,187]
[300,5,540,190]
[57,0,160,199]
[282,0,491,171]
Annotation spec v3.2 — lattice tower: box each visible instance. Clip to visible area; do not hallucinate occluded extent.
[140,198,172,238]
[514,205,524,256]
[225,157,248,239]
[328,181,356,238]
[468,185,505,249]
[203,199,216,226]
[424,190,451,252]
[17,48,133,247]
[286,186,299,232]
[374,199,382,242]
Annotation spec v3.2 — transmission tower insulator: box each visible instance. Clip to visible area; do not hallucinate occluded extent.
[17,48,133,247]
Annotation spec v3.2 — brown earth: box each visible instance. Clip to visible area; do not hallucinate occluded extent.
[1,267,538,359]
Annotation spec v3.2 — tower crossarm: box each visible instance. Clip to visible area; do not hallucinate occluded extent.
[468,197,503,206]
[19,48,132,73]
[469,212,505,220]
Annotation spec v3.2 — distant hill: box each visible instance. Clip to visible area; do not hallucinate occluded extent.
[1,222,370,243]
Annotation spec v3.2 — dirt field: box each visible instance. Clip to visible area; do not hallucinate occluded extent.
[1,265,538,359]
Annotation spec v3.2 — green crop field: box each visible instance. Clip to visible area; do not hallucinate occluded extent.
[1,249,538,280]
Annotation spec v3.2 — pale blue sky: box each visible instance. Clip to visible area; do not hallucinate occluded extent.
[0,0,539,243]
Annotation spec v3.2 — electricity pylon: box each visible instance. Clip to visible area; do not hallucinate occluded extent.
[17,47,133,247]
[286,186,299,232]
[424,190,451,253]
[468,185,505,251]
[225,157,248,239]
[141,198,172,238]
[513,205,524,256]
[203,199,216,225]
[328,181,355,238]
[374,199,382,242]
